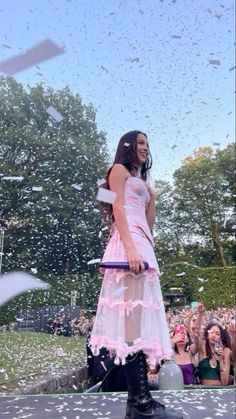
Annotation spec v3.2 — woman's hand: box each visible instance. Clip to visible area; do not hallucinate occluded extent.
[172,333,186,345]
[126,246,145,274]
[197,302,205,313]
[214,340,224,362]
[214,346,224,361]
[187,309,195,319]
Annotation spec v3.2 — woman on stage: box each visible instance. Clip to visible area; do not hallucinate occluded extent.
[90,131,182,419]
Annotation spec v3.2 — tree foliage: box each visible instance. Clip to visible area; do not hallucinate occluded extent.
[154,145,235,267]
[0,77,110,276]
[160,262,235,309]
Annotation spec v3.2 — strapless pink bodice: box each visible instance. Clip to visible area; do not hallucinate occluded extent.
[113,176,154,245]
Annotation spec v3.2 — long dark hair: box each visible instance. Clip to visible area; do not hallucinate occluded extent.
[111,130,152,181]
[101,130,152,224]
[204,322,231,359]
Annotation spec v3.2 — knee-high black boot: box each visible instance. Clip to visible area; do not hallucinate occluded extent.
[124,351,183,419]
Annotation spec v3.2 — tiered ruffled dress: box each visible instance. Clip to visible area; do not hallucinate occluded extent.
[90,176,172,366]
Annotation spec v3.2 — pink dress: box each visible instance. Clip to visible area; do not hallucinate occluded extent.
[90,176,172,366]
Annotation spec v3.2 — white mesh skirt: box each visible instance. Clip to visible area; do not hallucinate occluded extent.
[89,227,173,366]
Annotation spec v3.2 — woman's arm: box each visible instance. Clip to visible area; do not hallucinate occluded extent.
[190,303,205,355]
[194,303,205,337]
[189,335,200,356]
[109,164,144,270]
[145,185,156,230]
[185,308,194,335]
[217,347,231,385]
[228,321,236,365]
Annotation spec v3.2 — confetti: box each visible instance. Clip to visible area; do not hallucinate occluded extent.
[96,188,117,204]
[0,38,65,75]
[87,258,101,265]
[112,286,128,296]
[96,178,106,187]
[2,176,24,181]
[209,59,221,66]
[46,105,64,122]
[0,271,50,306]
[71,183,83,191]
[32,186,43,192]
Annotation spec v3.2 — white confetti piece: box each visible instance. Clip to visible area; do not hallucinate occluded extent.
[0,271,50,306]
[100,361,108,371]
[124,142,130,146]
[87,258,101,265]
[0,38,65,75]
[198,286,204,292]
[209,59,221,66]
[32,186,43,192]
[96,187,116,204]
[97,178,106,187]
[2,176,24,181]
[43,90,51,97]
[46,105,64,122]
[71,183,82,191]
[16,317,24,322]
[113,286,128,296]
[176,272,186,276]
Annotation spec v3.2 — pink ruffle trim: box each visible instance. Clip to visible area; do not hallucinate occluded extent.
[98,297,164,316]
[89,335,173,366]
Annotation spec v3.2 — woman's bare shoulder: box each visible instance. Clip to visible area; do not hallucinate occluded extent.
[224,347,231,356]
[110,164,130,179]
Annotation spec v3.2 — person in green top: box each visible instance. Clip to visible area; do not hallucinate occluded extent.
[198,321,232,386]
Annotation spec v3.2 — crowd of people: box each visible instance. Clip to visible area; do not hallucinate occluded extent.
[87,303,236,390]
[163,304,235,386]
[45,304,235,389]
[46,313,93,337]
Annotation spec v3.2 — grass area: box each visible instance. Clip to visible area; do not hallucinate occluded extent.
[0,331,86,392]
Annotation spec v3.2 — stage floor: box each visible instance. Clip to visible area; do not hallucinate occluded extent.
[0,389,235,418]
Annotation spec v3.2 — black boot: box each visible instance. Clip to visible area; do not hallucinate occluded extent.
[124,390,132,419]
[124,351,183,419]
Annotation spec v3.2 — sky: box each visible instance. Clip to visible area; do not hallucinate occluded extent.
[0,0,235,183]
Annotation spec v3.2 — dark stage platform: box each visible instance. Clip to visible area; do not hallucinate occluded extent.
[0,389,235,419]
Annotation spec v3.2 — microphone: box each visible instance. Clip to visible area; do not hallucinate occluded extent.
[99,261,149,270]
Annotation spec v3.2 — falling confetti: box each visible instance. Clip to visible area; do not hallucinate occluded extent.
[96,188,117,204]
[46,105,64,122]
[0,272,50,306]
[0,38,65,75]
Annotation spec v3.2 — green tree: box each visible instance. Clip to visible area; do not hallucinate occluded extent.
[154,180,188,266]
[173,146,235,267]
[0,77,110,276]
